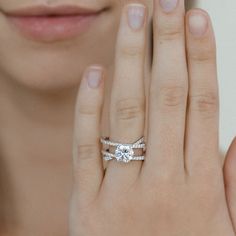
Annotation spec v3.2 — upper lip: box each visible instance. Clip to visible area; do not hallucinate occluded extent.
[2,5,106,17]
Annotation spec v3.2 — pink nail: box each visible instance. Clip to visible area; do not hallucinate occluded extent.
[127,4,146,30]
[189,13,208,37]
[86,66,103,89]
[160,0,178,13]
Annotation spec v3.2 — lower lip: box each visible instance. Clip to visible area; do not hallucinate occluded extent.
[6,13,100,42]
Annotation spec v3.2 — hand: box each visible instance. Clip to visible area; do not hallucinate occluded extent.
[224,137,236,233]
[69,0,235,235]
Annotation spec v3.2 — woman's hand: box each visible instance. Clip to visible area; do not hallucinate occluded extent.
[69,0,235,235]
[224,137,236,233]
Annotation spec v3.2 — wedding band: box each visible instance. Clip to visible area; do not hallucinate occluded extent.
[100,137,146,163]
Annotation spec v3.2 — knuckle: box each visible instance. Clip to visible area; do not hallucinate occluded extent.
[158,85,187,110]
[115,98,145,121]
[77,93,102,116]
[77,144,98,161]
[190,91,219,117]
[120,44,144,58]
[189,47,216,63]
[158,24,184,41]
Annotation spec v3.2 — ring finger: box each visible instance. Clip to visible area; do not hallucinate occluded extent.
[104,3,148,188]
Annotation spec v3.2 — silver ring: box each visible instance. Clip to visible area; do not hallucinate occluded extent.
[100,137,146,163]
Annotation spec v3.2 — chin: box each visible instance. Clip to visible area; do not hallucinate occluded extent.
[0,34,116,92]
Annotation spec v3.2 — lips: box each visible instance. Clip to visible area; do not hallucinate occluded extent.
[3,5,107,42]
[4,5,104,16]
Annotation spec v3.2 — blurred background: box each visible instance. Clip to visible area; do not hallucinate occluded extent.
[186,0,236,154]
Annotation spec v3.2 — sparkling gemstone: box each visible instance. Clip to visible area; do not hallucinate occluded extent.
[115,145,134,163]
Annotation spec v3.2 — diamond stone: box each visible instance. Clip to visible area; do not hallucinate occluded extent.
[115,145,134,163]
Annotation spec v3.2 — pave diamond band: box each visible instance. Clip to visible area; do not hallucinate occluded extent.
[100,137,146,163]
[102,150,145,161]
[100,137,146,149]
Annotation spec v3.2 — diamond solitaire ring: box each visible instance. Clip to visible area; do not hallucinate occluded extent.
[100,137,146,163]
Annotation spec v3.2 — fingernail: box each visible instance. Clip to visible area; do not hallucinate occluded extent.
[127,4,146,30]
[160,0,178,13]
[189,13,208,37]
[86,66,103,89]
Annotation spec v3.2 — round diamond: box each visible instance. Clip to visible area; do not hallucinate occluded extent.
[115,145,134,163]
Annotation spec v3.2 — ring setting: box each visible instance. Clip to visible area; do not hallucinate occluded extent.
[100,137,146,163]
[115,144,134,163]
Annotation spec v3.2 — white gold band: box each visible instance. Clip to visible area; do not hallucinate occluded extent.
[100,137,146,163]
[100,137,146,149]
[102,150,145,161]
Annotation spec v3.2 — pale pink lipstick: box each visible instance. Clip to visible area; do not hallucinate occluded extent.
[4,5,106,42]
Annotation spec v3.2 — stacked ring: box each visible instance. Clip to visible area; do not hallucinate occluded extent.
[100,137,146,163]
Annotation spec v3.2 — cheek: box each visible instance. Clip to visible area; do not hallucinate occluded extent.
[0,10,119,91]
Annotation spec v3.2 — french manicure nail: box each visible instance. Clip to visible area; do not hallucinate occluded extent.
[160,0,178,13]
[127,4,146,30]
[189,13,208,37]
[86,66,103,89]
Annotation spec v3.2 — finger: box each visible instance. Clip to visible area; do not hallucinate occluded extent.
[104,3,148,187]
[184,10,219,173]
[144,0,188,175]
[73,65,105,206]
[224,137,236,232]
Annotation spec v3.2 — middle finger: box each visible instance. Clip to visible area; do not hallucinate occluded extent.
[144,0,188,176]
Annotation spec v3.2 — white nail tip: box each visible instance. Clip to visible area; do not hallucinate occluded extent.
[127,4,146,30]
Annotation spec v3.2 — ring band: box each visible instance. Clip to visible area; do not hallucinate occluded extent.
[102,150,145,161]
[100,137,146,163]
[100,137,145,149]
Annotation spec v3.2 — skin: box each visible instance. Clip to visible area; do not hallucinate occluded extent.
[0,0,235,235]
[72,1,236,236]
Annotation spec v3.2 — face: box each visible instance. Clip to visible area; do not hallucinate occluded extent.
[0,0,152,91]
